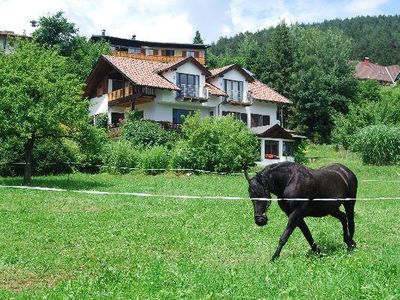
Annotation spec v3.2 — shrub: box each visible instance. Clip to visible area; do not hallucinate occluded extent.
[75,124,109,172]
[139,146,170,174]
[32,138,77,175]
[351,125,400,165]
[171,113,258,173]
[294,140,308,164]
[102,140,140,174]
[94,113,109,131]
[0,137,24,176]
[122,112,177,149]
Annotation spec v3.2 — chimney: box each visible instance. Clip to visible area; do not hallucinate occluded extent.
[363,57,369,65]
[101,29,106,36]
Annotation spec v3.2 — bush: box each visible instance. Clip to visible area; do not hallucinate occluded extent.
[122,112,177,149]
[139,146,170,174]
[294,140,308,164]
[0,137,24,176]
[75,124,109,172]
[102,140,140,174]
[94,113,109,131]
[32,139,77,175]
[351,125,400,165]
[171,113,258,173]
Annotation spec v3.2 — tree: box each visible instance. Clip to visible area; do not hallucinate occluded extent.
[289,27,357,142]
[0,41,87,183]
[31,11,110,82]
[193,30,204,44]
[31,11,78,56]
[261,21,295,98]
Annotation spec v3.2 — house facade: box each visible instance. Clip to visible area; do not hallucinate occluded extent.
[85,38,302,165]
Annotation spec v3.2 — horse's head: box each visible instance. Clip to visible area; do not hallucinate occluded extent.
[244,170,272,227]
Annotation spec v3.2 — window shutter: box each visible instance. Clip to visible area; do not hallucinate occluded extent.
[161,49,166,56]
[182,50,186,57]
[141,48,145,55]
[153,49,159,55]
[194,51,199,58]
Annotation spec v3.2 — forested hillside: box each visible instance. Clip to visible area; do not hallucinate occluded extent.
[209,15,400,66]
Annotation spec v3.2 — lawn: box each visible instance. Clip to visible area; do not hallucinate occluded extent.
[0,145,399,298]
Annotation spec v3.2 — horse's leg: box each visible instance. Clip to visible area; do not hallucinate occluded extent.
[298,219,320,254]
[271,208,304,261]
[331,210,353,250]
[344,200,356,248]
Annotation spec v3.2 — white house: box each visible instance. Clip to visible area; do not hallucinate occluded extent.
[84,50,303,165]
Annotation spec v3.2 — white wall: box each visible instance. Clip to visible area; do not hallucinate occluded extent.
[89,94,108,116]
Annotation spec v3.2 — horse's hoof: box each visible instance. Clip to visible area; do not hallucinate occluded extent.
[347,241,356,251]
[270,255,279,262]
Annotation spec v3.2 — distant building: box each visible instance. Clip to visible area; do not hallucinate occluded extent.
[355,57,400,84]
[0,30,29,54]
[91,31,208,65]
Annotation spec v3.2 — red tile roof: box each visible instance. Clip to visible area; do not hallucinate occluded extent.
[210,64,235,77]
[209,64,254,82]
[248,80,292,104]
[205,82,227,96]
[355,60,400,84]
[103,55,180,90]
[156,56,211,76]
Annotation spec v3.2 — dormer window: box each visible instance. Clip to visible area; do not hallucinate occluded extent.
[177,73,200,97]
[224,79,243,101]
[165,49,175,56]
[128,47,141,54]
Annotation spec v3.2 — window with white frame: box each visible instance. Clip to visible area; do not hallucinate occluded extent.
[128,47,141,54]
[145,48,154,55]
[224,79,244,101]
[186,51,195,57]
[177,73,200,97]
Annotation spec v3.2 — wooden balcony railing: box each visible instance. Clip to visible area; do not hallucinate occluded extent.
[108,86,155,102]
[112,51,206,65]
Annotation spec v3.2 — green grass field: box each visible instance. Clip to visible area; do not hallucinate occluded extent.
[0,145,399,298]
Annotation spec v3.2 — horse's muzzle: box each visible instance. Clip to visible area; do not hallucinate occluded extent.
[255,216,268,226]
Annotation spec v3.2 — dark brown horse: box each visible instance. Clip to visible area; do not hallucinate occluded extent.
[245,162,357,260]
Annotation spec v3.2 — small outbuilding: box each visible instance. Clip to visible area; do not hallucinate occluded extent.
[252,124,306,165]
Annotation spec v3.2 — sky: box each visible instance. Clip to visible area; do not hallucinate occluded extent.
[0,0,399,43]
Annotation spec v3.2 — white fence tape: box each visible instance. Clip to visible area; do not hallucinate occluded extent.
[0,185,399,202]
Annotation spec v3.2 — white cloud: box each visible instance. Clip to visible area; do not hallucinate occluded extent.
[0,0,194,42]
[345,0,389,15]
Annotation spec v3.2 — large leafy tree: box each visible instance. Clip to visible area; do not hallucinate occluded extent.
[31,11,78,56]
[0,42,87,183]
[31,11,110,82]
[289,27,357,142]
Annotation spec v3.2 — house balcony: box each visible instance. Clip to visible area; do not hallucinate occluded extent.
[176,84,208,103]
[223,90,252,106]
[112,51,206,65]
[108,85,156,107]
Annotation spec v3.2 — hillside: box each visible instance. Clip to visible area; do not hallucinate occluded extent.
[209,15,400,66]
